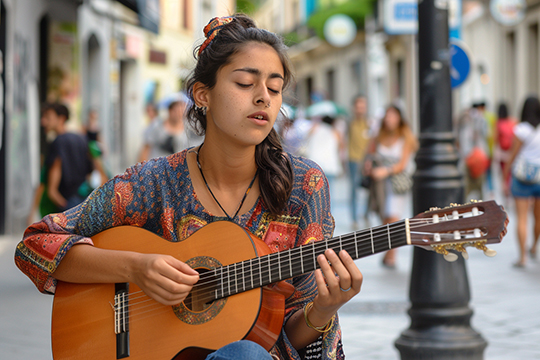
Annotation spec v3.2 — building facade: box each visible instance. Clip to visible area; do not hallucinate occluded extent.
[1,0,235,235]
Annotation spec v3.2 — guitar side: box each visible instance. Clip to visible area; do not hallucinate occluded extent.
[51,222,287,360]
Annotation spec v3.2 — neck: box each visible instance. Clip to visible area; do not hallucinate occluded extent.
[197,140,257,191]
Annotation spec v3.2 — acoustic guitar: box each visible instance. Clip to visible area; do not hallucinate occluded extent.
[51,200,508,359]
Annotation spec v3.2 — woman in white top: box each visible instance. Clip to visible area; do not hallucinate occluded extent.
[504,96,540,267]
[364,105,418,268]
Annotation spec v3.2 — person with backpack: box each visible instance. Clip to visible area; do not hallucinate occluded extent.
[493,102,517,196]
[503,96,540,267]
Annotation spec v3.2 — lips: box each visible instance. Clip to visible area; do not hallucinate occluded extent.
[248,111,269,121]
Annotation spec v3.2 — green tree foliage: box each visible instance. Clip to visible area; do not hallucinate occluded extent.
[307,0,374,39]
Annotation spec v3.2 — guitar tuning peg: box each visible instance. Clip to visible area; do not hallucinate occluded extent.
[473,241,497,257]
[444,253,458,262]
[484,248,497,257]
[454,244,469,260]
[430,207,440,211]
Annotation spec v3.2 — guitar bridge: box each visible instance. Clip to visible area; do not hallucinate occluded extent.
[114,283,130,359]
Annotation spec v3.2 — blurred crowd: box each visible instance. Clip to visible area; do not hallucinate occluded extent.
[28,91,540,270]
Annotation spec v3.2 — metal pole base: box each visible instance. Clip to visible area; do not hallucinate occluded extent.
[395,325,487,360]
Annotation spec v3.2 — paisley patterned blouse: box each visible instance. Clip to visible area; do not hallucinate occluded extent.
[15,149,344,359]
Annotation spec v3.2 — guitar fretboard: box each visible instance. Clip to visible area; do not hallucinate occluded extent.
[195,220,409,301]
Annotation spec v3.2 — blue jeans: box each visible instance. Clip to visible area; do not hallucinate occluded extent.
[205,340,273,360]
[348,161,361,222]
[511,176,540,198]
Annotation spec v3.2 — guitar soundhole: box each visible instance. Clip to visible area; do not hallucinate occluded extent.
[183,268,213,312]
[173,256,227,324]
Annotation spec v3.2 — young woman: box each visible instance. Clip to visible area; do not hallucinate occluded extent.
[504,96,540,268]
[364,105,418,268]
[493,102,517,197]
[15,15,362,360]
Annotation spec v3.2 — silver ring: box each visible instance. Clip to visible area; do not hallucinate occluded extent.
[340,286,352,292]
[265,102,271,108]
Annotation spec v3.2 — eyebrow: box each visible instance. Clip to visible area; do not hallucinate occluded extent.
[233,67,284,80]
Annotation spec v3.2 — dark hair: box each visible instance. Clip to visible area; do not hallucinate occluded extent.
[520,96,540,128]
[185,14,293,215]
[378,105,418,152]
[322,115,335,125]
[50,103,70,121]
[497,103,509,119]
[168,100,184,111]
[352,94,366,105]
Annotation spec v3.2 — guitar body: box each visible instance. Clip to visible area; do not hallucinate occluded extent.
[51,222,293,360]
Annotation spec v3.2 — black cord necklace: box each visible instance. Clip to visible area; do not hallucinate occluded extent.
[196,142,258,221]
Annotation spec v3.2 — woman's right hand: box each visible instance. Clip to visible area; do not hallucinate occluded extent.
[132,254,200,306]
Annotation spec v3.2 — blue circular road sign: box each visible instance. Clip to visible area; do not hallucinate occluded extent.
[450,39,471,88]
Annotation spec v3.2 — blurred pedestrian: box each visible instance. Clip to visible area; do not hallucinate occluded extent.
[475,102,497,196]
[305,115,344,206]
[40,102,95,211]
[493,102,517,197]
[364,105,418,268]
[456,104,489,200]
[138,99,189,162]
[347,95,371,229]
[503,96,540,267]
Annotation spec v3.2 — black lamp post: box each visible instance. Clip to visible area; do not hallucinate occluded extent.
[394,0,488,358]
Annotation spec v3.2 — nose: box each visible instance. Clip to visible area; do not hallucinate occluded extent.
[254,84,271,107]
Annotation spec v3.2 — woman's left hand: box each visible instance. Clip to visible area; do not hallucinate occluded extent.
[310,249,363,325]
[371,166,390,180]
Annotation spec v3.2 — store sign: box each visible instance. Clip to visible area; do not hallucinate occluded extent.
[384,0,417,34]
[324,14,357,47]
[384,0,461,36]
[490,0,526,26]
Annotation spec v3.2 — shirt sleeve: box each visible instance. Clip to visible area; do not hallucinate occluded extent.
[270,163,344,360]
[514,122,533,142]
[14,161,151,294]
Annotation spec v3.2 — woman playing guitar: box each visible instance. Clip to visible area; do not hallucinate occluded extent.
[15,14,363,359]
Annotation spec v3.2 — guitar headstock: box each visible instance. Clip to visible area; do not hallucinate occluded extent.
[409,200,509,262]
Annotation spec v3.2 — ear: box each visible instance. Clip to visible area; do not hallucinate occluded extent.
[192,82,209,108]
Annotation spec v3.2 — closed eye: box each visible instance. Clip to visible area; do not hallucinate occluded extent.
[237,83,252,88]
[269,88,281,95]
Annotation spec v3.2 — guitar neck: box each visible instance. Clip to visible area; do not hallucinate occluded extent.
[199,220,410,301]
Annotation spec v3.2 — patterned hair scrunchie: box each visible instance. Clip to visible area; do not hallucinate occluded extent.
[198,16,234,56]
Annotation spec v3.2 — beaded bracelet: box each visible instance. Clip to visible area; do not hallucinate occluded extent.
[303,302,334,333]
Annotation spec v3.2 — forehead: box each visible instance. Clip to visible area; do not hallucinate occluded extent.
[222,42,284,76]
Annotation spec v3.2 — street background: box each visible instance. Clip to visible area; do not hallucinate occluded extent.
[2,175,539,359]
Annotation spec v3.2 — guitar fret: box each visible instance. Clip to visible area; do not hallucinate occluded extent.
[278,251,281,280]
[370,227,374,254]
[354,232,358,258]
[339,235,343,252]
[387,223,392,249]
[259,257,262,288]
[289,250,293,278]
[250,258,254,290]
[268,256,272,284]
[300,247,304,273]
[234,263,238,294]
[220,267,224,298]
[242,261,245,292]
[312,242,316,270]
[227,265,231,297]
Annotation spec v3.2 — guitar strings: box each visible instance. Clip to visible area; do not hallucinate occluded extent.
[190,214,471,290]
[119,223,405,307]
[119,213,476,309]
[118,213,479,313]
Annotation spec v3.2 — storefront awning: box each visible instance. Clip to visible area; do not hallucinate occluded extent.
[117,0,160,34]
